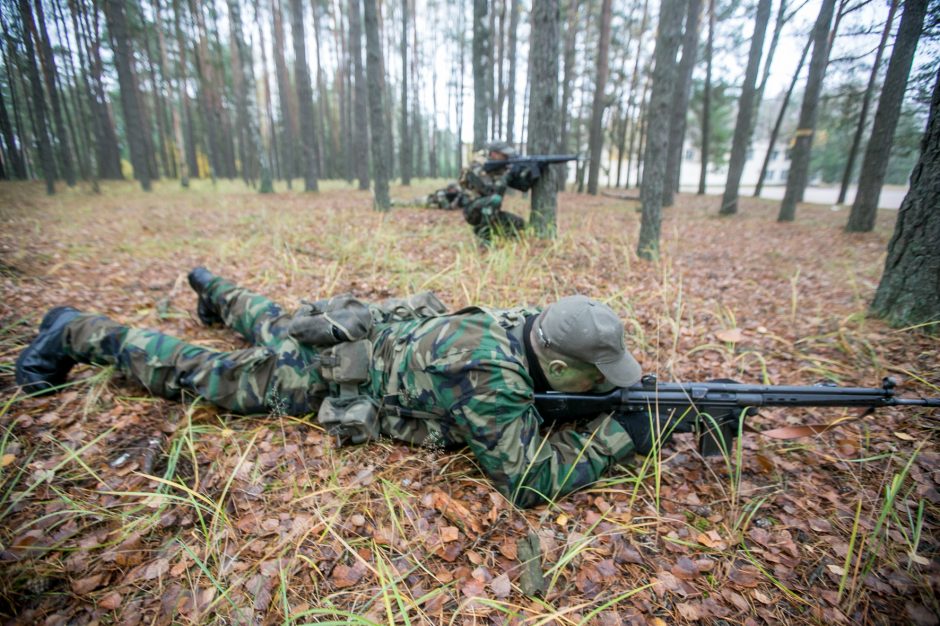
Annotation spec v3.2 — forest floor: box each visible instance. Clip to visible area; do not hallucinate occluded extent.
[0,178,937,625]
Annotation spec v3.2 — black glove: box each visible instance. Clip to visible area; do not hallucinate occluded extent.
[614,409,696,456]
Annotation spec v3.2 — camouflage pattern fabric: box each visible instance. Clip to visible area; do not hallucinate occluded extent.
[61,277,636,508]
[458,162,525,245]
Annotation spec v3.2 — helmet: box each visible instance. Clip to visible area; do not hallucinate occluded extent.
[484,141,517,158]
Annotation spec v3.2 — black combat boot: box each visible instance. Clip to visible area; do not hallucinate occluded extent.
[15,306,81,394]
[187,266,223,326]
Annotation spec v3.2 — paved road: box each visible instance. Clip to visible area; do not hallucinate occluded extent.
[680,184,909,210]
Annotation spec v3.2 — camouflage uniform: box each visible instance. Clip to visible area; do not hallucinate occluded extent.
[458,161,526,245]
[61,276,636,507]
[426,183,467,210]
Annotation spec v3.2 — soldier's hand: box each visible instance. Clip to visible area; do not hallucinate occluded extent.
[614,409,695,456]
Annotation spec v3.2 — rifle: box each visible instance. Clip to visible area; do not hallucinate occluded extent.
[534,376,940,457]
[482,154,579,174]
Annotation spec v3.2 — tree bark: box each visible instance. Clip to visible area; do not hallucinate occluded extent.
[586,0,612,195]
[472,0,490,149]
[290,0,320,191]
[557,0,580,190]
[637,0,683,259]
[754,35,810,197]
[870,67,940,330]
[103,0,152,190]
[718,0,771,215]
[272,0,297,187]
[778,0,836,222]
[505,0,519,144]
[17,0,56,192]
[154,0,189,187]
[663,0,701,205]
[348,0,370,189]
[528,0,560,238]
[0,66,27,179]
[363,0,390,210]
[837,0,898,206]
[846,0,926,232]
[400,0,412,184]
[33,0,76,187]
[697,0,713,195]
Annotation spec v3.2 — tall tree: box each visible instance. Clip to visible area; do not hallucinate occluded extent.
[363,0,390,210]
[846,0,927,232]
[17,0,56,193]
[586,0,612,195]
[290,0,320,191]
[697,0,714,195]
[754,34,811,197]
[105,0,154,190]
[718,0,771,215]
[777,0,837,222]
[400,0,412,184]
[637,0,684,259]
[527,0,560,237]
[73,0,123,180]
[557,0,580,190]
[348,0,370,189]
[870,68,940,330]
[272,0,297,188]
[662,0,701,206]
[33,0,76,187]
[0,72,26,179]
[837,0,898,206]
[472,0,490,149]
[154,0,189,187]
[505,0,519,144]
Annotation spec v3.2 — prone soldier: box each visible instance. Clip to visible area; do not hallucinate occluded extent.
[16,267,665,508]
[425,182,468,210]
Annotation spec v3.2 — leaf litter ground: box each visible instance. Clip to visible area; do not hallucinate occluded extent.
[0,179,937,625]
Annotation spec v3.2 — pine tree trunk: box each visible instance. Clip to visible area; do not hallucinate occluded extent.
[0,73,27,179]
[846,0,926,232]
[154,0,189,187]
[837,0,898,206]
[637,0,683,259]
[778,0,836,222]
[557,0,579,190]
[718,0,771,215]
[755,35,810,197]
[17,1,57,192]
[472,0,490,149]
[290,0,320,191]
[104,0,153,190]
[870,68,940,330]
[272,0,296,187]
[505,0,519,144]
[400,0,412,184]
[697,0,714,195]
[74,0,123,180]
[528,0,560,238]
[363,0,390,210]
[663,0,702,205]
[586,0,612,195]
[348,0,370,190]
[33,0,76,187]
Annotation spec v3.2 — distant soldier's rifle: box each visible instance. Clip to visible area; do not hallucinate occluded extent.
[482,154,579,173]
[534,376,940,457]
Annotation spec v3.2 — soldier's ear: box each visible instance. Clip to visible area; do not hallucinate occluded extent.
[547,359,568,377]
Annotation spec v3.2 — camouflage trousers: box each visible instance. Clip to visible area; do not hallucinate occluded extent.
[462,195,525,245]
[61,277,327,415]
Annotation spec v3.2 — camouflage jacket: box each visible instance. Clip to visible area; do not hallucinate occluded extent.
[367,306,636,508]
[458,161,510,201]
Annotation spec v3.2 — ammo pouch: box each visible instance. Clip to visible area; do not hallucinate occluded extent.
[289,294,373,347]
[376,291,448,323]
[316,339,378,446]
